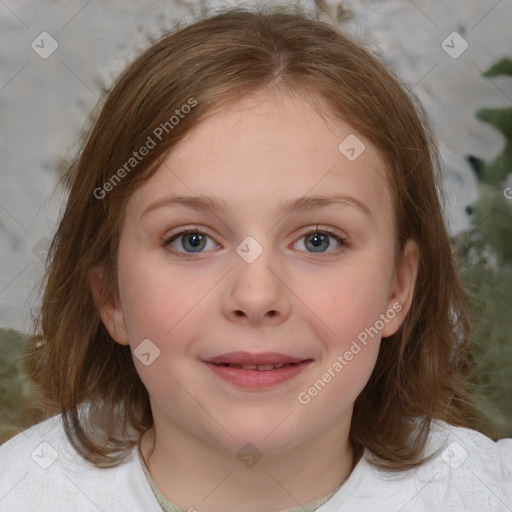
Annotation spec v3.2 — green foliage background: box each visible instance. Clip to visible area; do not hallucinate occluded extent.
[0,328,44,442]
[452,57,512,437]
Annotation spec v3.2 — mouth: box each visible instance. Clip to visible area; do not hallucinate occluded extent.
[202,352,313,388]
[204,351,311,366]
[210,361,306,371]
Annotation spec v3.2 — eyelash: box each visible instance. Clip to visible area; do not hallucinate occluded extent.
[162,226,348,258]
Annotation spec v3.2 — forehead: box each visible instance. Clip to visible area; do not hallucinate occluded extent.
[125,91,393,225]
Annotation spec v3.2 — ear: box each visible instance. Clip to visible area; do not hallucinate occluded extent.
[381,239,419,338]
[88,265,130,346]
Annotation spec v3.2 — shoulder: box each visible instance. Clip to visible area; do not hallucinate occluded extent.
[322,421,512,512]
[0,415,67,474]
[0,415,160,512]
[427,420,512,470]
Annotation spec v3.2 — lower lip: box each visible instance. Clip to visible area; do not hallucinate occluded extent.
[203,361,312,388]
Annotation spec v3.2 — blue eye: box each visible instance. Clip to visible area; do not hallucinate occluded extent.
[164,230,218,254]
[293,230,347,253]
[164,228,347,255]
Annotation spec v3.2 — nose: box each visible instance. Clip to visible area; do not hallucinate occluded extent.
[222,247,292,327]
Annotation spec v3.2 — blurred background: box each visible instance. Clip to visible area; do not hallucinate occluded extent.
[0,0,511,443]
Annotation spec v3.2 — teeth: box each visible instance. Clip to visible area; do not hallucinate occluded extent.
[253,364,275,371]
[221,363,293,371]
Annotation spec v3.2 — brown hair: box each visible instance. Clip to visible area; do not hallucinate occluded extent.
[25,3,483,469]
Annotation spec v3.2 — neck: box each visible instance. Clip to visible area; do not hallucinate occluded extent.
[140,415,355,512]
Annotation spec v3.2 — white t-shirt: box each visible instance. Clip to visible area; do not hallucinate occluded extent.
[0,414,511,511]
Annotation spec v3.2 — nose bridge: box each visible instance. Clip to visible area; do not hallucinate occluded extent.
[234,234,278,292]
[224,234,291,324]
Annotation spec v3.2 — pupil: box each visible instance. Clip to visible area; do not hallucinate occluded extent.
[307,233,329,252]
[183,233,205,252]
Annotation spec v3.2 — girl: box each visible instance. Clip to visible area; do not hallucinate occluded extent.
[0,4,510,511]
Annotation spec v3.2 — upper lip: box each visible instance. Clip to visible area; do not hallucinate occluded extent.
[204,351,311,365]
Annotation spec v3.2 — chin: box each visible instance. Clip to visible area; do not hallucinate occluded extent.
[209,418,308,455]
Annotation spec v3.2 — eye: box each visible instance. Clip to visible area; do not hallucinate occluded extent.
[163,226,348,256]
[164,229,219,254]
[293,228,347,253]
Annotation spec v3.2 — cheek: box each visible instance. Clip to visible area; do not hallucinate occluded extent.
[291,256,391,406]
[297,261,393,345]
[119,250,207,340]
[294,275,385,411]
[117,262,205,398]
[296,341,379,415]
[117,253,219,384]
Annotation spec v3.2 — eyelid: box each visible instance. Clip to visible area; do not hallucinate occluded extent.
[163,225,217,242]
[297,225,348,241]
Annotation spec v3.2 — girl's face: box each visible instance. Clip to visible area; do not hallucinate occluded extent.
[95,91,418,454]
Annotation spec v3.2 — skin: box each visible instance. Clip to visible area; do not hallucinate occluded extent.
[91,90,419,512]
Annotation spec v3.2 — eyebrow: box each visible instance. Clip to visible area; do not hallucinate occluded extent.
[141,193,372,219]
